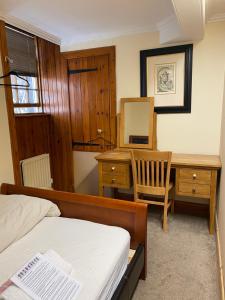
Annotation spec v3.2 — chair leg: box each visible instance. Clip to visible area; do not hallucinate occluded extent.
[163,204,168,232]
[163,193,169,232]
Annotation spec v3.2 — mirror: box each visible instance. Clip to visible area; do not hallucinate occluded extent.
[119,97,155,149]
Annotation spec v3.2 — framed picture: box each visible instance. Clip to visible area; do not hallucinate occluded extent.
[140,44,193,114]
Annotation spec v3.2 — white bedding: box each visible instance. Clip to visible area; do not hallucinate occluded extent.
[0,217,130,300]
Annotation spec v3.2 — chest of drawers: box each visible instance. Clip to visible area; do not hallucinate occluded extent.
[176,168,211,198]
[99,162,131,189]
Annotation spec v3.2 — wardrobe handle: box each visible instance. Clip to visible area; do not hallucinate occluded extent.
[193,173,197,179]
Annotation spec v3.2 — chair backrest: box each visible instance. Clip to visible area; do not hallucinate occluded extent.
[131,150,172,197]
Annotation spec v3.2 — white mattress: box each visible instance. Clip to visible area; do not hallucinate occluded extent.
[0,217,130,300]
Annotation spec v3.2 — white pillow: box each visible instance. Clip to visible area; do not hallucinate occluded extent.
[0,194,61,253]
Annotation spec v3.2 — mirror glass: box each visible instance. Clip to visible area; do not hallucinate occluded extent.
[119,97,154,149]
[124,102,150,145]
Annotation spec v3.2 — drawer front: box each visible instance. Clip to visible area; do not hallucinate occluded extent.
[102,162,128,175]
[102,172,130,188]
[179,168,211,183]
[178,182,210,198]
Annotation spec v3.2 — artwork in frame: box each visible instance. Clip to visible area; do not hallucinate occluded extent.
[155,63,176,95]
[140,44,193,114]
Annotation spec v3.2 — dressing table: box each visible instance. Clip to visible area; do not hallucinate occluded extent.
[95,97,221,234]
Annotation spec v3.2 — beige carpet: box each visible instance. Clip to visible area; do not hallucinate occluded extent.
[133,212,220,300]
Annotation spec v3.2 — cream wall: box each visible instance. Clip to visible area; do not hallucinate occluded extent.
[62,22,225,194]
[218,76,225,291]
[0,54,14,185]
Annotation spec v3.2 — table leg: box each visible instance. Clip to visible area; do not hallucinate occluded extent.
[209,170,217,234]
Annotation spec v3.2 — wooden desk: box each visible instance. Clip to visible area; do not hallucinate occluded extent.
[95,151,221,234]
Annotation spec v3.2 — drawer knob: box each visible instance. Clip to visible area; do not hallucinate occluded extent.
[192,188,196,193]
[111,166,116,171]
[111,178,116,183]
[193,173,197,179]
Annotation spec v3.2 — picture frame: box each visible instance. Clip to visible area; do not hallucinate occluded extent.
[140,44,193,114]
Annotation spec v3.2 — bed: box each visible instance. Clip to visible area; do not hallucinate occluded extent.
[0,183,148,300]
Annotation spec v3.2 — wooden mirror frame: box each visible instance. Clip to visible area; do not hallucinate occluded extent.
[119,97,154,149]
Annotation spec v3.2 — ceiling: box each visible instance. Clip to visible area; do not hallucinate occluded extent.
[0,0,174,45]
[0,0,225,47]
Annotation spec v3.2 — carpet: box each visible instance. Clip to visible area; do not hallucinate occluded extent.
[133,212,220,300]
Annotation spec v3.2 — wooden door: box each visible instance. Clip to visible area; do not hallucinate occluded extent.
[65,46,116,152]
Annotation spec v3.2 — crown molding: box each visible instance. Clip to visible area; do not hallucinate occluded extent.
[207,12,225,23]
[0,12,61,45]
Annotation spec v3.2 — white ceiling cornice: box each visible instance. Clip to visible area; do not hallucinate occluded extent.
[0,12,61,45]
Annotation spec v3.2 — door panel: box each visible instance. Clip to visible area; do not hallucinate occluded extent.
[67,47,116,152]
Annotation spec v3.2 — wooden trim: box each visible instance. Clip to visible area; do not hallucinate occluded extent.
[14,103,41,108]
[34,36,43,111]
[1,183,148,278]
[119,97,154,149]
[15,113,49,118]
[0,20,21,185]
[216,216,225,300]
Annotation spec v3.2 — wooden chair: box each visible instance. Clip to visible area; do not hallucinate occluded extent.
[131,150,174,232]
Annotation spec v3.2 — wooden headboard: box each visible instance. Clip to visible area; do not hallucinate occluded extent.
[1,183,148,277]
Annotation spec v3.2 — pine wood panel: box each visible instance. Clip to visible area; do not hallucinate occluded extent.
[15,114,51,161]
[37,38,74,192]
[64,46,116,152]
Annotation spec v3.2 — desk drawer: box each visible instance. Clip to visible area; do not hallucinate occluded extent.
[102,162,128,175]
[178,182,210,198]
[102,172,130,188]
[179,168,211,183]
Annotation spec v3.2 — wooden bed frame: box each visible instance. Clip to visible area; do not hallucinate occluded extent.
[1,183,148,300]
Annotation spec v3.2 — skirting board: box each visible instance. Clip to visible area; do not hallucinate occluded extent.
[216,215,225,300]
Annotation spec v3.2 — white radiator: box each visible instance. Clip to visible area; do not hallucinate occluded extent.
[20,154,52,189]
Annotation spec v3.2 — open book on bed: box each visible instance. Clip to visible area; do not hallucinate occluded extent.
[0,250,81,300]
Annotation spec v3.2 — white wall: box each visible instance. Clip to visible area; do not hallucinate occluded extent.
[218,76,225,292]
[62,21,225,195]
[0,54,14,185]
